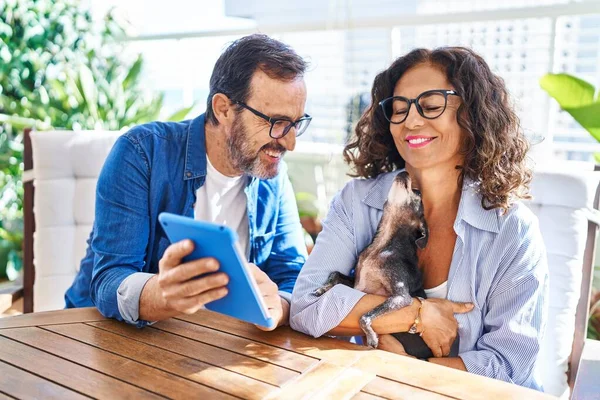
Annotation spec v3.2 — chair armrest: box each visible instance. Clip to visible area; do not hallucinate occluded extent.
[572,339,600,400]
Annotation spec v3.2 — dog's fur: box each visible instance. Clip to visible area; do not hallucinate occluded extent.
[314,171,453,359]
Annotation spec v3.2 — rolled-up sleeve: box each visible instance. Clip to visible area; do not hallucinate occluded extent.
[459,220,549,390]
[290,183,367,337]
[89,135,154,327]
[117,272,156,326]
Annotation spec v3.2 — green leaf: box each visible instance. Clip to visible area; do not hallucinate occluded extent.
[563,102,600,142]
[65,71,84,105]
[78,63,99,120]
[539,73,595,109]
[0,113,52,130]
[123,55,143,90]
[6,248,23,281]
[47,78,68,102]
[165,104,196,122]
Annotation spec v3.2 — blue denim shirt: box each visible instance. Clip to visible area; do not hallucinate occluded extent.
[65,114,307,325]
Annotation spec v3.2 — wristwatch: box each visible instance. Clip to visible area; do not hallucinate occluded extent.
[408,296,425,335]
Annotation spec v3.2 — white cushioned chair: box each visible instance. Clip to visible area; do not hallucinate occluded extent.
[526,167,600,398]
[22,129,599,398]
[24,130,121,313]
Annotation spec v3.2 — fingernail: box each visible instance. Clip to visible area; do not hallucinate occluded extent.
[467,303,474,309]
[183,240,192,250]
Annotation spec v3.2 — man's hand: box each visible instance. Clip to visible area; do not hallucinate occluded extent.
[419,298,473,357]
[249,263,289,331]
[157,239,229,315]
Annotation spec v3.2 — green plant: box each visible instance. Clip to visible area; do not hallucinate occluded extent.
[0,109,24,279]
[539,73,600,160]
[0,0,166,130]
[0,0,192,279]
[295,192,320,219]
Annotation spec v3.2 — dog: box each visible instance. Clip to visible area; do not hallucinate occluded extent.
[314,171,458,359]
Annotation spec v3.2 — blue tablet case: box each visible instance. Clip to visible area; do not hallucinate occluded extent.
[158,212,275,329]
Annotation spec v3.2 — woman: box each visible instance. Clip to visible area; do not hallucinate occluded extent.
[290,47,548,391]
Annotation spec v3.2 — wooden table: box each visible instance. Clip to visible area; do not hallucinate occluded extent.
[0,308,554,400]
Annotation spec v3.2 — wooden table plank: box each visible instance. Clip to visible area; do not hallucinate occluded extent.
[352,393,385,400]
[0,335,162,399]
[88,320,299,387]
[309,363,377,400]
[352,351,554,400]
[46,323,277,400]
[0,308,105,329]
[268,360,369,400]
[362,377,454,399]
[154,318,317,372]
[0,360,88,400]
[178,311,369,367]
[0,326,235,400]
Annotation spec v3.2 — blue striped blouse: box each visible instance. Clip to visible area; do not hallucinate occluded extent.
[290,170,549,391]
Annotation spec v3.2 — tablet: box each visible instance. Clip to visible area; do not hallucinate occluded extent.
[158,212,275,329]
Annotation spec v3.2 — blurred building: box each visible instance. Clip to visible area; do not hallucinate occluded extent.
[91,0,600,161]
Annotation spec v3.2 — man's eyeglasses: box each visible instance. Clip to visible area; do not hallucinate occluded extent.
[233,101,312,139]
[379,89,460,124]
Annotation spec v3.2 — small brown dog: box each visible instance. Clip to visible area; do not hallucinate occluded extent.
[314,171,445,358]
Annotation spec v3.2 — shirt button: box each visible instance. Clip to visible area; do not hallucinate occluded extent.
[186,172,192,177]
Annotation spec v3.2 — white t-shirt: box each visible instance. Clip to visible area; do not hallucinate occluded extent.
[424,281,448,299]
[194,156,250,258]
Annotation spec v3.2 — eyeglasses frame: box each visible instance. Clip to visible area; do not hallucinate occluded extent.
[233,100,312,139]
[378,89,460,124]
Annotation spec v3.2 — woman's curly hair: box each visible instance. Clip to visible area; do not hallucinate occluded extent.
[344,47,532,211]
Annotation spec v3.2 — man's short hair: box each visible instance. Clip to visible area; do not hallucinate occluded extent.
[206,34,307,125]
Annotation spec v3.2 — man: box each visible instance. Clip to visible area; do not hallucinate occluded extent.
[65,34,310,329]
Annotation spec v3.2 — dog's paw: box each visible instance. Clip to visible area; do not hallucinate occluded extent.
[312,286,329,297]
[366,334,379,348]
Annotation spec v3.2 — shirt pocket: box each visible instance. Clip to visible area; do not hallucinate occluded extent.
[253,231,276,265]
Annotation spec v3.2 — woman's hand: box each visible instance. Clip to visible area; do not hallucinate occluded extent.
[418,298,474,357]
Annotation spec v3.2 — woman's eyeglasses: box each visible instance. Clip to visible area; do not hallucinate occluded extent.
[379,89,460,124]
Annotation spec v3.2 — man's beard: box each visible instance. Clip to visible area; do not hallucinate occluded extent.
[227,116,286,180]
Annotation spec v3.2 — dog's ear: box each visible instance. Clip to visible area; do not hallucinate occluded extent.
[415,197,428,250]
